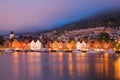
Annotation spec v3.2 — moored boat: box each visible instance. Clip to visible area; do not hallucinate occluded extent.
[72,50,81,53]
[4,49,14,53]
[103,49,115,54]
[20,49,28,52]
[87,49,101,54]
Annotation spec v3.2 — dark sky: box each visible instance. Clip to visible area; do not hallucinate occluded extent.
[0,0,120,33]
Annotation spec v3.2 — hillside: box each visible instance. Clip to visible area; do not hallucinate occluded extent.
[54,10,120,32]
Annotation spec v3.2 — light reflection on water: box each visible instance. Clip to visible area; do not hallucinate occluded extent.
[0,52,120,80]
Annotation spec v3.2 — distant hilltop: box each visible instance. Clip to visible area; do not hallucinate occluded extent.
[52,9,120,32]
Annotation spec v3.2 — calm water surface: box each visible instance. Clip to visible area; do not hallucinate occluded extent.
[0,52,120,80]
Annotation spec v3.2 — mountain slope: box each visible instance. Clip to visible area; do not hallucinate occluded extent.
[54,10,120,31]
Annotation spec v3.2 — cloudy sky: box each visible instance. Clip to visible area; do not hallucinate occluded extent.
[0,0,120,33]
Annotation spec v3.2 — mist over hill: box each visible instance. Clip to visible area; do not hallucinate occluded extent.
[52,9,120,32]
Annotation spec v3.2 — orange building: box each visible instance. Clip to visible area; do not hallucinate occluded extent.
[87,40,93,49]
[70,40,75,49]
[58,41,64,49]
[19,41,24,50]
[23,39,30,50]
[101,40,108,49]
[93,40,101,49]
[108,41,113,49]
[12,38,19,50]
[47,40,52,49]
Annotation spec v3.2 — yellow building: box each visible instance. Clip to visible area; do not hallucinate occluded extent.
[52,41,58,50]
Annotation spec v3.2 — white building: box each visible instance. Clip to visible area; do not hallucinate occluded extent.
[30,40,42,51]
[76,41,81,50]
[80,41,87,50]
[30,40,36,50]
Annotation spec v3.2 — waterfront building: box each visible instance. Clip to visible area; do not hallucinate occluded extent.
[70,40,75,50]
[23,39,30,50]
[65,40,71,50]
[47,40,52,49]
[52,40,58,50]
[19,41,24,50]
[93,40,101,49]
[108,41,113,49]
[87,40,93,49]
[76,41,81,50]
[35,40,42,50]
[101,40,108,49]
[80,41,87,50]
[3,38,12,48]
[58,41,64,49]
[30,40,36,50]
[12,38,19,50]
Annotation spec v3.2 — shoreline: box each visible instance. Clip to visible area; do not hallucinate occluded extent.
[0,49,119,53]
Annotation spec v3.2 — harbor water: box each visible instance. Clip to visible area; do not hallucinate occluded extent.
[0,52,120,80]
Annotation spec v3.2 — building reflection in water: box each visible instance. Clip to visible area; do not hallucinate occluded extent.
[0,52,120,80]
[11,52,42,80]
[68,53,73,76]
[12,52,19,80]
[75,52,89,79]
[114,54,120,80]
[58,52,63,76]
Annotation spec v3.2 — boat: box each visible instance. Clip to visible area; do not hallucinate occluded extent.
[103,49,115,54]
[72,50,81,53]
[4,49,14,53]
[58,50,65,52]
[87,49,101,54]
[20,49,28,52]
[40,48,50,52]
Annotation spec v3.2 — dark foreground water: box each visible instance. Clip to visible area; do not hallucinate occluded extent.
[0,52,120,80]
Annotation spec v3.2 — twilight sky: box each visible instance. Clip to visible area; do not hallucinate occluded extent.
[0,0,120,33]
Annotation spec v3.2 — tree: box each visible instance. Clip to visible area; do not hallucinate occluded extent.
[114,41,120,50]
[82,36,88,42]
[68,37,75,43]
[97,32,110,42]
[0,36,5,46]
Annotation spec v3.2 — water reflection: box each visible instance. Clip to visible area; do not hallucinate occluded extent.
[114,55,120,80]
[0,52,120,80]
